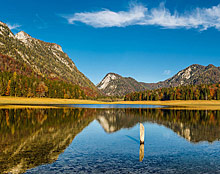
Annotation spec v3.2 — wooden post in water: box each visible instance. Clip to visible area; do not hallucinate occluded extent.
[140,123,144,144]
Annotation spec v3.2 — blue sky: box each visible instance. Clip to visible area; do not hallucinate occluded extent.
[1,0,220,84]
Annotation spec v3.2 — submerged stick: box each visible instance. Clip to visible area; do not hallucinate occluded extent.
[140,123,144,144]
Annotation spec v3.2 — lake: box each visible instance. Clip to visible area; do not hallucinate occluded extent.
[1,105,220,173]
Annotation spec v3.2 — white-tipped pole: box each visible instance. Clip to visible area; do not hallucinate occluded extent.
[140,123,144,144]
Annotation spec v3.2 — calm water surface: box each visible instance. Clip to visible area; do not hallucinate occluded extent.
[1,105,220,173]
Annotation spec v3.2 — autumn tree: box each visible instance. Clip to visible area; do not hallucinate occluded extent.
[5,80,11,96]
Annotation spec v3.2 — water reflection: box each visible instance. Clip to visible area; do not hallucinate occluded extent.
[1,107,220,173]
[139,144,144,162]
[0,108,96,174]
[96,108,220,143]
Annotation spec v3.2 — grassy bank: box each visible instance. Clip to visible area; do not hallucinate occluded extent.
[114,100,220,106]
[1,96,220,109]
[0,96,107,105]
[114,100,220,110]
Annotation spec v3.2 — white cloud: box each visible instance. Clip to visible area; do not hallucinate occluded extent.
[66,4,147,28]
[7,23,21,30]
[65,3,220,30]
[163,70,171,75]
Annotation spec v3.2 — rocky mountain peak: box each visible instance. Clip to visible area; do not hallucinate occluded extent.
[98,73,119,90]
[51,43,63,52]
[0,21,7,27]
[15,31,63,52]
[15,31,34,44]
[97,73,147,96]
[16,31,30,38]
[0,21,15,38]
[206,64,215,69]
[106,73,121,77]
[141,64,220,90]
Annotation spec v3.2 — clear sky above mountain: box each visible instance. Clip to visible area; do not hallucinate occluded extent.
[1,0,220,84]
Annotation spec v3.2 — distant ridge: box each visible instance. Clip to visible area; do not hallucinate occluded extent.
[97,73,147,96]
[98,64,220,96]
[142,64,220,89]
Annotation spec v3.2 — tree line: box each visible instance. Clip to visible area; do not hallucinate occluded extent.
[0,71,87,99]
[124,84,220,101]
[0,53,98,99]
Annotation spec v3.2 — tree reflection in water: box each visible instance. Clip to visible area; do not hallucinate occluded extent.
[1,107,220,173]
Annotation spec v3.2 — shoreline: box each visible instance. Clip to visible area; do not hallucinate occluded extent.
[1,96,220,110]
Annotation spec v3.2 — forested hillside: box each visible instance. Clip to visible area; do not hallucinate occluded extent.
[125,83,220,101]
[0,53,87,99]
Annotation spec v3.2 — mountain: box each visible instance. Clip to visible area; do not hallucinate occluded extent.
[0,21,99,96]
[97,73,147,96]
[142,64,220,89]
[99,64,220,96]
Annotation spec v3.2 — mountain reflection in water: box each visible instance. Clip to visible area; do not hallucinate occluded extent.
[97,109,220,143]
[1,107,220,173]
